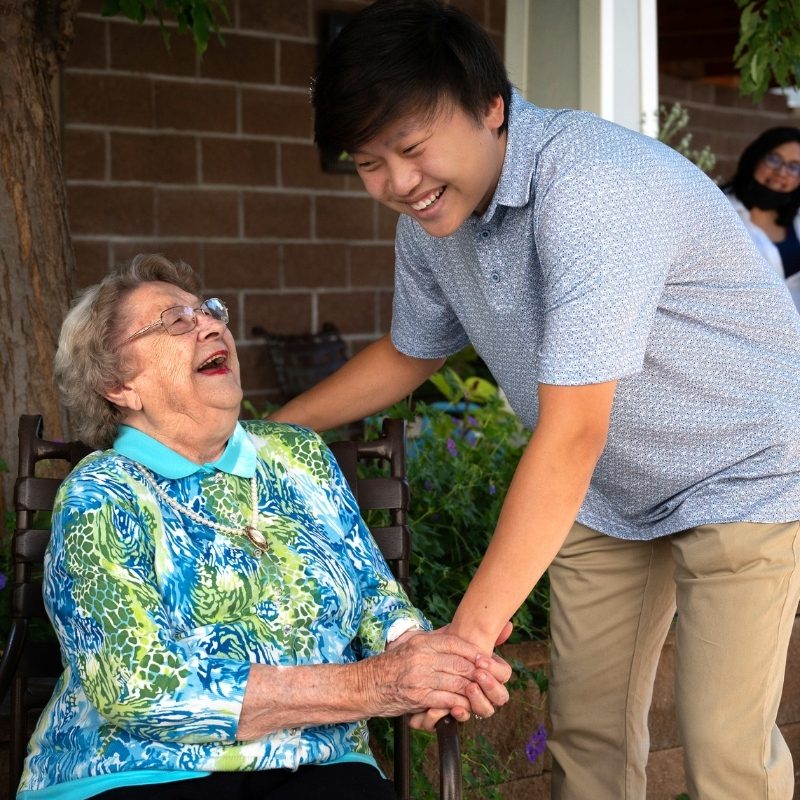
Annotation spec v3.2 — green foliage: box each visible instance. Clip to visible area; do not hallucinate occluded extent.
[368,718,513,800]
[377,367,548,642]
[101,0,230,54]
[657,103,716,175]
[734,0,800,101]
[461,734,513,798]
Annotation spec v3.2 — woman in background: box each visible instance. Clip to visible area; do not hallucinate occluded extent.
[725,126,800,309]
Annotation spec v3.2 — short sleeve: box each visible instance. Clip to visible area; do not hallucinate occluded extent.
[391,217,471,359]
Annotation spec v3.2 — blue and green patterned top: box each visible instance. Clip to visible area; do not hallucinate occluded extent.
[18,420,428,798]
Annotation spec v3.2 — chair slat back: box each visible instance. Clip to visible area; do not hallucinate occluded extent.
[0,415,92,796]
[253,323,349,401]
[329,418,413,798]
[329,418,411,592]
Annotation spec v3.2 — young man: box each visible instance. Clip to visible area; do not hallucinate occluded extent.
[272,1,800,797]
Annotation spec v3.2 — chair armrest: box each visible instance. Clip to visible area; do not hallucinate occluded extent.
[435,714,462,800]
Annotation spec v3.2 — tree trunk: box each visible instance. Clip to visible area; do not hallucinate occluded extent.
[0,0,77,515]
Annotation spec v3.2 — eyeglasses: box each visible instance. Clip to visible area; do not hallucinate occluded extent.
[762,151,800,178]
[121,298,229,345]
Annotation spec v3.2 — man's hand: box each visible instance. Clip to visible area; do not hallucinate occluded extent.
[400,623,514,731]
[361,630,511,728]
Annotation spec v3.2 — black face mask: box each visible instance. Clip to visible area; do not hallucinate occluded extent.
[744,178,796,211]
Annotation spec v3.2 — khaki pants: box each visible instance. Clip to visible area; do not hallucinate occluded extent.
[547,520,800,800]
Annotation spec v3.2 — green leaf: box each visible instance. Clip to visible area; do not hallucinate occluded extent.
[100,0,122,17]
[100,0,229,54]
[463,376,498,402]
[119,0,146,22]
[427,370,459,403]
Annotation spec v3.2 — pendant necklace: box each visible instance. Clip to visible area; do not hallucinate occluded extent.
[138,467,269,556]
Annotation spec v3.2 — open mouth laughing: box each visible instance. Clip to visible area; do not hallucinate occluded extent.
[410,187,445,211]
[197,350,229,375]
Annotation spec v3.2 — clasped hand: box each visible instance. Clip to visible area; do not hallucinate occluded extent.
[378,624,513,731]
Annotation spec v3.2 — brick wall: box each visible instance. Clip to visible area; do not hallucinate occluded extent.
[659,74,800,184]
[61,0,507,408]
[66,3,798,409]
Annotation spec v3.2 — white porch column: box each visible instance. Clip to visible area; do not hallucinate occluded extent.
[504,0,659,136]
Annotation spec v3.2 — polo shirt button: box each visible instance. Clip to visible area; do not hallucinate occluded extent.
[480,230,490,239]
[490,271,500,282]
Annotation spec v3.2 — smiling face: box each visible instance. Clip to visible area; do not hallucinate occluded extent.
[107,281,242,460]
[753,140,800,193]
[350,96,507,238]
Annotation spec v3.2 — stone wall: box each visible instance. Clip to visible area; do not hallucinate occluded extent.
[452,616,800,798]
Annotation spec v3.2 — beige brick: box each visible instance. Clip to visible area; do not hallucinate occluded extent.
[244,292,313,336]
[154,81,237,132]
[199,33,276,84]
[279,40,316,88]
[111,132,197,183]
[241,88,313,138]
[157,189,239,236]
[238,0,312,36]
[63,73,153,128]
[282,142,347,190]
[350,244,394,286]
[237,340,279,394]
[317,291,375,334]
[315,196,375,240]
[68,185,154,236]
[284,244,347,287]
[63,129,106,181]
[73,239,110,288]
[243,192,311,238]
[66,16,107,69]
[110,241,204,274]
[204,243,281,289]
[202,138,277,186]
[110,20,197,76]
[377,204,400,239]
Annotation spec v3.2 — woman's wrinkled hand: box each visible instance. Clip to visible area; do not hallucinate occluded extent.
[363,630,511,730]
[404,621,515,731]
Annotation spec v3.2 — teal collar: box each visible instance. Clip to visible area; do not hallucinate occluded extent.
[114,423,257,479]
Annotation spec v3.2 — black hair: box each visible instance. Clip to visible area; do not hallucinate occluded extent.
[312,0,511,160]
[728,126,800,227]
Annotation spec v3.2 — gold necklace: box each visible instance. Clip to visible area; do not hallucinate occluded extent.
[139,467,269,555]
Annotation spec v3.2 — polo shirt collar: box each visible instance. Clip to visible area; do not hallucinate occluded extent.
[478,89,540,223]
[114,422,257,479]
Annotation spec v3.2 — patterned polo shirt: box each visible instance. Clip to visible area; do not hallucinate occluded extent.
[19,420,427,798]
[392,91,800,539]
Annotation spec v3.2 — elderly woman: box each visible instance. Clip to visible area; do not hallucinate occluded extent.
[18,255,510,800]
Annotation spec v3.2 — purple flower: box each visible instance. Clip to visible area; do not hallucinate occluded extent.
[525,724,549,763]
[467,415,478,426]
[0,573,7,591]
[446,437,458,457]
[488,482,496,495]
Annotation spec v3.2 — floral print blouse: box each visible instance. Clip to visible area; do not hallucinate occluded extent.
[18,421,427,797]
